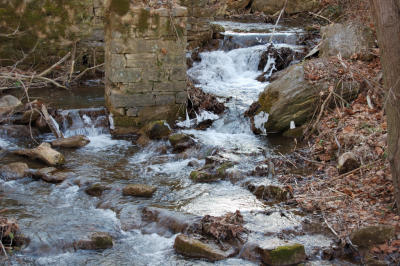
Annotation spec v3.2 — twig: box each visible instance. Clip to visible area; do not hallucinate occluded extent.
[72,63,105,82]
[308,11,333,24]
[0,240,7,258]
[269,0,288,43]
[311,88,334,132]
[38,52,71,78]
[278,152,297,168]
[323,213,340,239]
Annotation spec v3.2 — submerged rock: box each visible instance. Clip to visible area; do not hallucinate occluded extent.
[75,232,113,250]
[0,95,22,116]
[85,183,110,197]
[0,125,39,139]
[51,135,90,148]
[190,162,233,183]
[14,143,65,166]
[169,133,195,152]
[350,225,395,249]
[337,152,360,174]
[145,120,171,140]
[0,162,29,180]
[174,234,228,261]
[258,243,306,266]
[30,167,69,183]
[122,184,157,198]
[141,207,200,234]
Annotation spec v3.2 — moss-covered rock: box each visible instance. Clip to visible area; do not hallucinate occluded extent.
[259,243,306,266]
[174,234,227,261]
[190,162,233,183]
[169,133,195,152]
[122,184,157,198]
[76,232,113,250]
[350,225,395,249]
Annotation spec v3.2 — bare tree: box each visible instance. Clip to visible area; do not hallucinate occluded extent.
[370,0,400,213]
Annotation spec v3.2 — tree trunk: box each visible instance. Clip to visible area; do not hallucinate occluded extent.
[370,0,400,213]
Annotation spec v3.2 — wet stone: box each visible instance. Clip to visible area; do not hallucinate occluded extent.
[145,120,171,140]
[51,135,90,149]
[14,142,65,166]
[75,232,113,250]
[0,162,30,181]
[85,183,110,197]
[258,243,306,266]
[169,133,195,152]
[122,184,157,198]
[174,234,228,261]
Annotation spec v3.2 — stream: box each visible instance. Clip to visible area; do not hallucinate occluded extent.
[1,22,335,265]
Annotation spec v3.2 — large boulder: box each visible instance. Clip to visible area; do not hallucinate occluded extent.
[247,59,360,134]
[320,22,375,60]
[174,234,228,261]
[51,135,90,148]
[122,184,157,198]
[0,162,29,180]
[14,143,65,166]
[250,64,317,133]
[0,95,22,116]
[251,0,319,15]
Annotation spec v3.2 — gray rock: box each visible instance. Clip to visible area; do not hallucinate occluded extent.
[85,183,110,197]
[30,167,69,183]
[169,133,195,152]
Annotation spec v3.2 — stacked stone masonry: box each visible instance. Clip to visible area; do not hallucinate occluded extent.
[105,3,188,132]
[178,0,216,48]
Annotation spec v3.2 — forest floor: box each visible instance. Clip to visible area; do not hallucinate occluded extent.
[272,54,400,263]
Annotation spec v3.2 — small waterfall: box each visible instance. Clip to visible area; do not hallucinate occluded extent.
[57,108,109,137]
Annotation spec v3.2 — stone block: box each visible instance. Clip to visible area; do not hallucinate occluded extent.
[120,82,154,94]
[109,68,142,83]
[153,80,186,92]
[176,91,188,104]
[109,90,155,108]
[127,108,139,117]
[155,93,176,105]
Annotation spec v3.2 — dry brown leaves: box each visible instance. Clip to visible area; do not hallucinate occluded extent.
[200,210,248,242]
[274,57,399,261]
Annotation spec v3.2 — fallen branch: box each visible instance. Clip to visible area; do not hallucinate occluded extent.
[72,63,105,82]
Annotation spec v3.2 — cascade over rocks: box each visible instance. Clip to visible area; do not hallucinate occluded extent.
[14,143,65,166]
[257,45,305,82]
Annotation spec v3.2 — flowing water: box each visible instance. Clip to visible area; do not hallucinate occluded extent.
[1,22,335,265]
